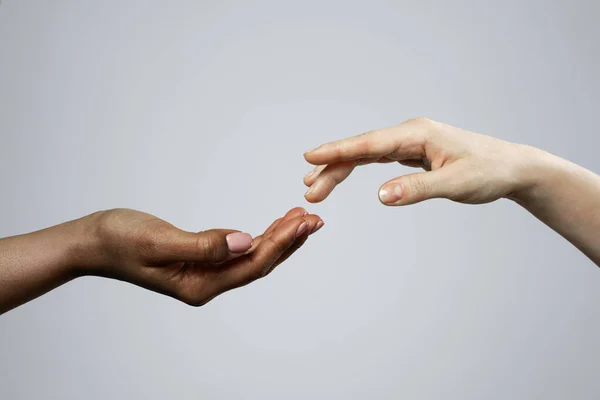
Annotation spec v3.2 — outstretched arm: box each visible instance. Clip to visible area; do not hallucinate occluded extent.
[0,221,84,314]
[303,117,600,266]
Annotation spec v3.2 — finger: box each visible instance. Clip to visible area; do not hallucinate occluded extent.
[304,119,433,166]
[212,216,309,293]
[282,207,308,220]
[161,229,253,264]
[308,215,325,235]
[247,220,282,253]
[248,207,308,251]
[252,214,322,273]
[304,161,356,203]
[259,218,282,239]
[269,214,323,269]
[198,213,322,305]
[304,129,393,165]
[304,157,385,188]
[303,165,327,186]
[378,165,459,206]
[304,156,399,202]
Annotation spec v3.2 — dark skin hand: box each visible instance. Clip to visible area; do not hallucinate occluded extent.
[0,207,324,314]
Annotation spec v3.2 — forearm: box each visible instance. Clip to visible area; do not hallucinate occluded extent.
[0,218,88,314]
[512,147,600,266]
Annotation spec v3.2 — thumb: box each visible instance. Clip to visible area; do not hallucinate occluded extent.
[378,168,455,206]
[161,229,253,264]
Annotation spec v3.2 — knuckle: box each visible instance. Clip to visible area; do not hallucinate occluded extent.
[358,130,377,143]
[407,176,428,200]
[323,174,339,187]
[406,117,440,144]
[196,232,219,261]
[256,265,270,280]
[407,117,438,134]
[278,236,293,255]
[266,236,289,255]
[187,297,209,307]
[247,236,288,280]
[246,262,267,282]
[408,116,432,126]
[359,137,372,157]
[258,261,278,279]
[330,143,343,159]
[178,287,210,307]
[185,297,205,307]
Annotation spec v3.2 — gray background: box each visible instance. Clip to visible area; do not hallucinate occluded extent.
[1,0,599,399]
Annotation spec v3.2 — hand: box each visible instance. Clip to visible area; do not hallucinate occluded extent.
[303,117,540,206]
[74,207,324,306]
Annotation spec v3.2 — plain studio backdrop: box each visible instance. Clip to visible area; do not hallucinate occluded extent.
[1,1,599,399]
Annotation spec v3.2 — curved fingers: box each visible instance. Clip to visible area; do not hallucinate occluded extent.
[304,161,356,203]
[302,119,437,203]
[203,212,323,301]
[248,207,307,252]
[211,216,307,294]
[267,213,322,268]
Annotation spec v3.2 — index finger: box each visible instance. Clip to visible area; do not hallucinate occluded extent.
[303,119,431,165]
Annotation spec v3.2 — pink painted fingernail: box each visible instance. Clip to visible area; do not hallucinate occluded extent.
[295,222,309,237]
[311,220,325,234]
[379,185,403,204]
[226,232,253,253]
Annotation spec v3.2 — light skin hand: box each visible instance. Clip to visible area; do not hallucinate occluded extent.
[0,207,324,314]
[303,117,600,266]
[304,117,535,205]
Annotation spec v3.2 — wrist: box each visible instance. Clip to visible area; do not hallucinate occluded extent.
[64,211,106,277]
[507,144,564,206]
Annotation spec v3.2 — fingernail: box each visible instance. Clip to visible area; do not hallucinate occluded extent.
[305,185,315,197]
[311,220,325,234]
[226,232,253,253]
[304,168,316,179]
[296,222,309,237]
[305,147,319,154]
[302,210,309,216]
[379,185,403,204]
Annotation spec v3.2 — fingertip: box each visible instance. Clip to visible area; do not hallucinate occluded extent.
[304,183,323,203]
[304,147,318,157]
[304,151,322,165]
[304,192,321,204]
[285,207,307,219]
[378,184,404,206]
[310,220,324,235]
[303,214,324,235]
